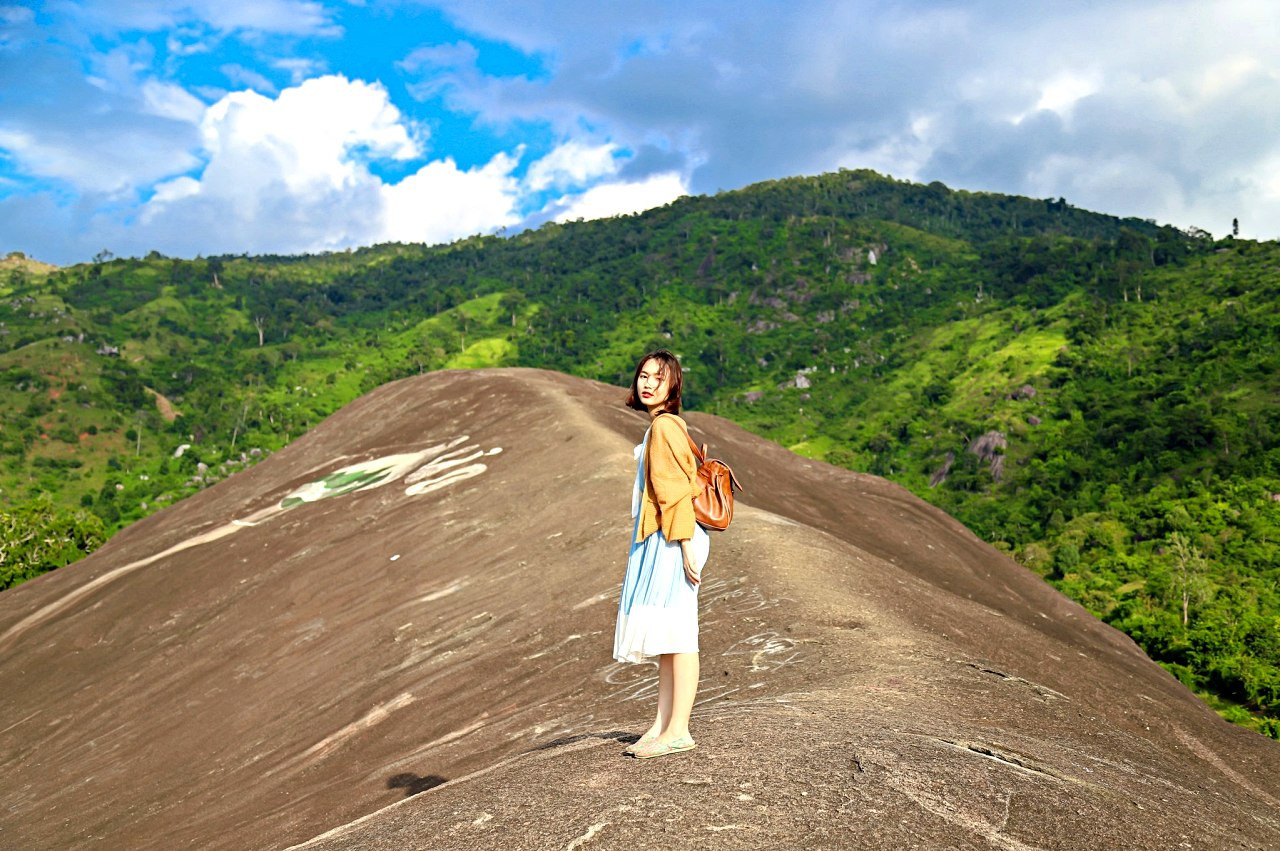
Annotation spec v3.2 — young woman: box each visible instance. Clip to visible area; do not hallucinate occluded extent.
[614,349,710,759]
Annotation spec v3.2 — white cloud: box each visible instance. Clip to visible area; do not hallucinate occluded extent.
[62,0,337,37]
[525,141,619,192]
[148,175,201,207]
[399,41,481,74]
[190,0,337,36]
[219,64,277,95]
[200,76,418,187]
[124,73,688,255]
[138,76,415,251]
[165,25,213,58]
[0,119,201,196]
[0,4,34,32]
[381,153,522,244]
[2,55,688,261]
[135,75,529,254]
[272,56,327,84]
[1030,72,1102,121]
[550,171,687,222]
[140,79,206,123]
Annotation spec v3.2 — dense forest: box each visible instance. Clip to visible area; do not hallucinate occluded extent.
[1,169,1277,737]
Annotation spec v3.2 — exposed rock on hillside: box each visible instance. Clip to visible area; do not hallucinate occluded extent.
[968,430,1009,482]
[929,450,956,487]
[1,368,1277,850]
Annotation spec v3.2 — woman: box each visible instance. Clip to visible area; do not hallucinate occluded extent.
[614,349,710,759]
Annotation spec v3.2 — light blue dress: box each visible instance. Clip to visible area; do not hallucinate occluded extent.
[613,424,711,663]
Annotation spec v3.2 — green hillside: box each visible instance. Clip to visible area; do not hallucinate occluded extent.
[2,169,1277,736]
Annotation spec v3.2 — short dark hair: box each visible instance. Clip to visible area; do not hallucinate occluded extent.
[625,349,683,414]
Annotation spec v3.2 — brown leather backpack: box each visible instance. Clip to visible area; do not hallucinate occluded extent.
[683,430,743,532]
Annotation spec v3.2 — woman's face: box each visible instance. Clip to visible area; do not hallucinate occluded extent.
[636,358,670,409]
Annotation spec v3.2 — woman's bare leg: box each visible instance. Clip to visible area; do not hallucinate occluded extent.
[644,655,674,740]
[659,652,699,741]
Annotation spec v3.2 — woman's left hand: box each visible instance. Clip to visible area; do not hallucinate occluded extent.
[681,541,700,586]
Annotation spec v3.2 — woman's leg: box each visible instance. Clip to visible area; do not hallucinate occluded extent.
[660,652,699,741]
[646,654,674,738]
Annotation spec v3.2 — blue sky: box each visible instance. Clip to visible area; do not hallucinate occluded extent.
[2,1,1278,265]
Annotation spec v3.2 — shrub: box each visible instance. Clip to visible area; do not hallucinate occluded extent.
[0,496,107,589]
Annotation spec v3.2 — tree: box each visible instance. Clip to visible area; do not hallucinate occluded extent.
[1168,532,1210,628]
[499,291,527,327]
[0,496,108,589]
[1051,542,1080,579]
[230,397,252,452]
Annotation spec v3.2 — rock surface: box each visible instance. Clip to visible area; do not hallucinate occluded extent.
[1,368,1277,850]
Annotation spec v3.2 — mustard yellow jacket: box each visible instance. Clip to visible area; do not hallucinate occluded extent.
[636,413,699,543]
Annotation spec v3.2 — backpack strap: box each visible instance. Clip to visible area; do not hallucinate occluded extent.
[656,413,706,462]
[658,413,742,492]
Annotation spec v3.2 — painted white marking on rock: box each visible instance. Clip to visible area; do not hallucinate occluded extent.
[0,436,501,650]
[405,464,488,496]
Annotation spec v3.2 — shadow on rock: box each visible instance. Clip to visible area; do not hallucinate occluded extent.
[386,773,448,798]
[531,730,635,751]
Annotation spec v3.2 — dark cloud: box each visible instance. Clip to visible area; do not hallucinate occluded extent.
[422,0,1280,237]
[616,145,688,182]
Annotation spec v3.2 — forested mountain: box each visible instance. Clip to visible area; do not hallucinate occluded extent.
[2,168,1277,736]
